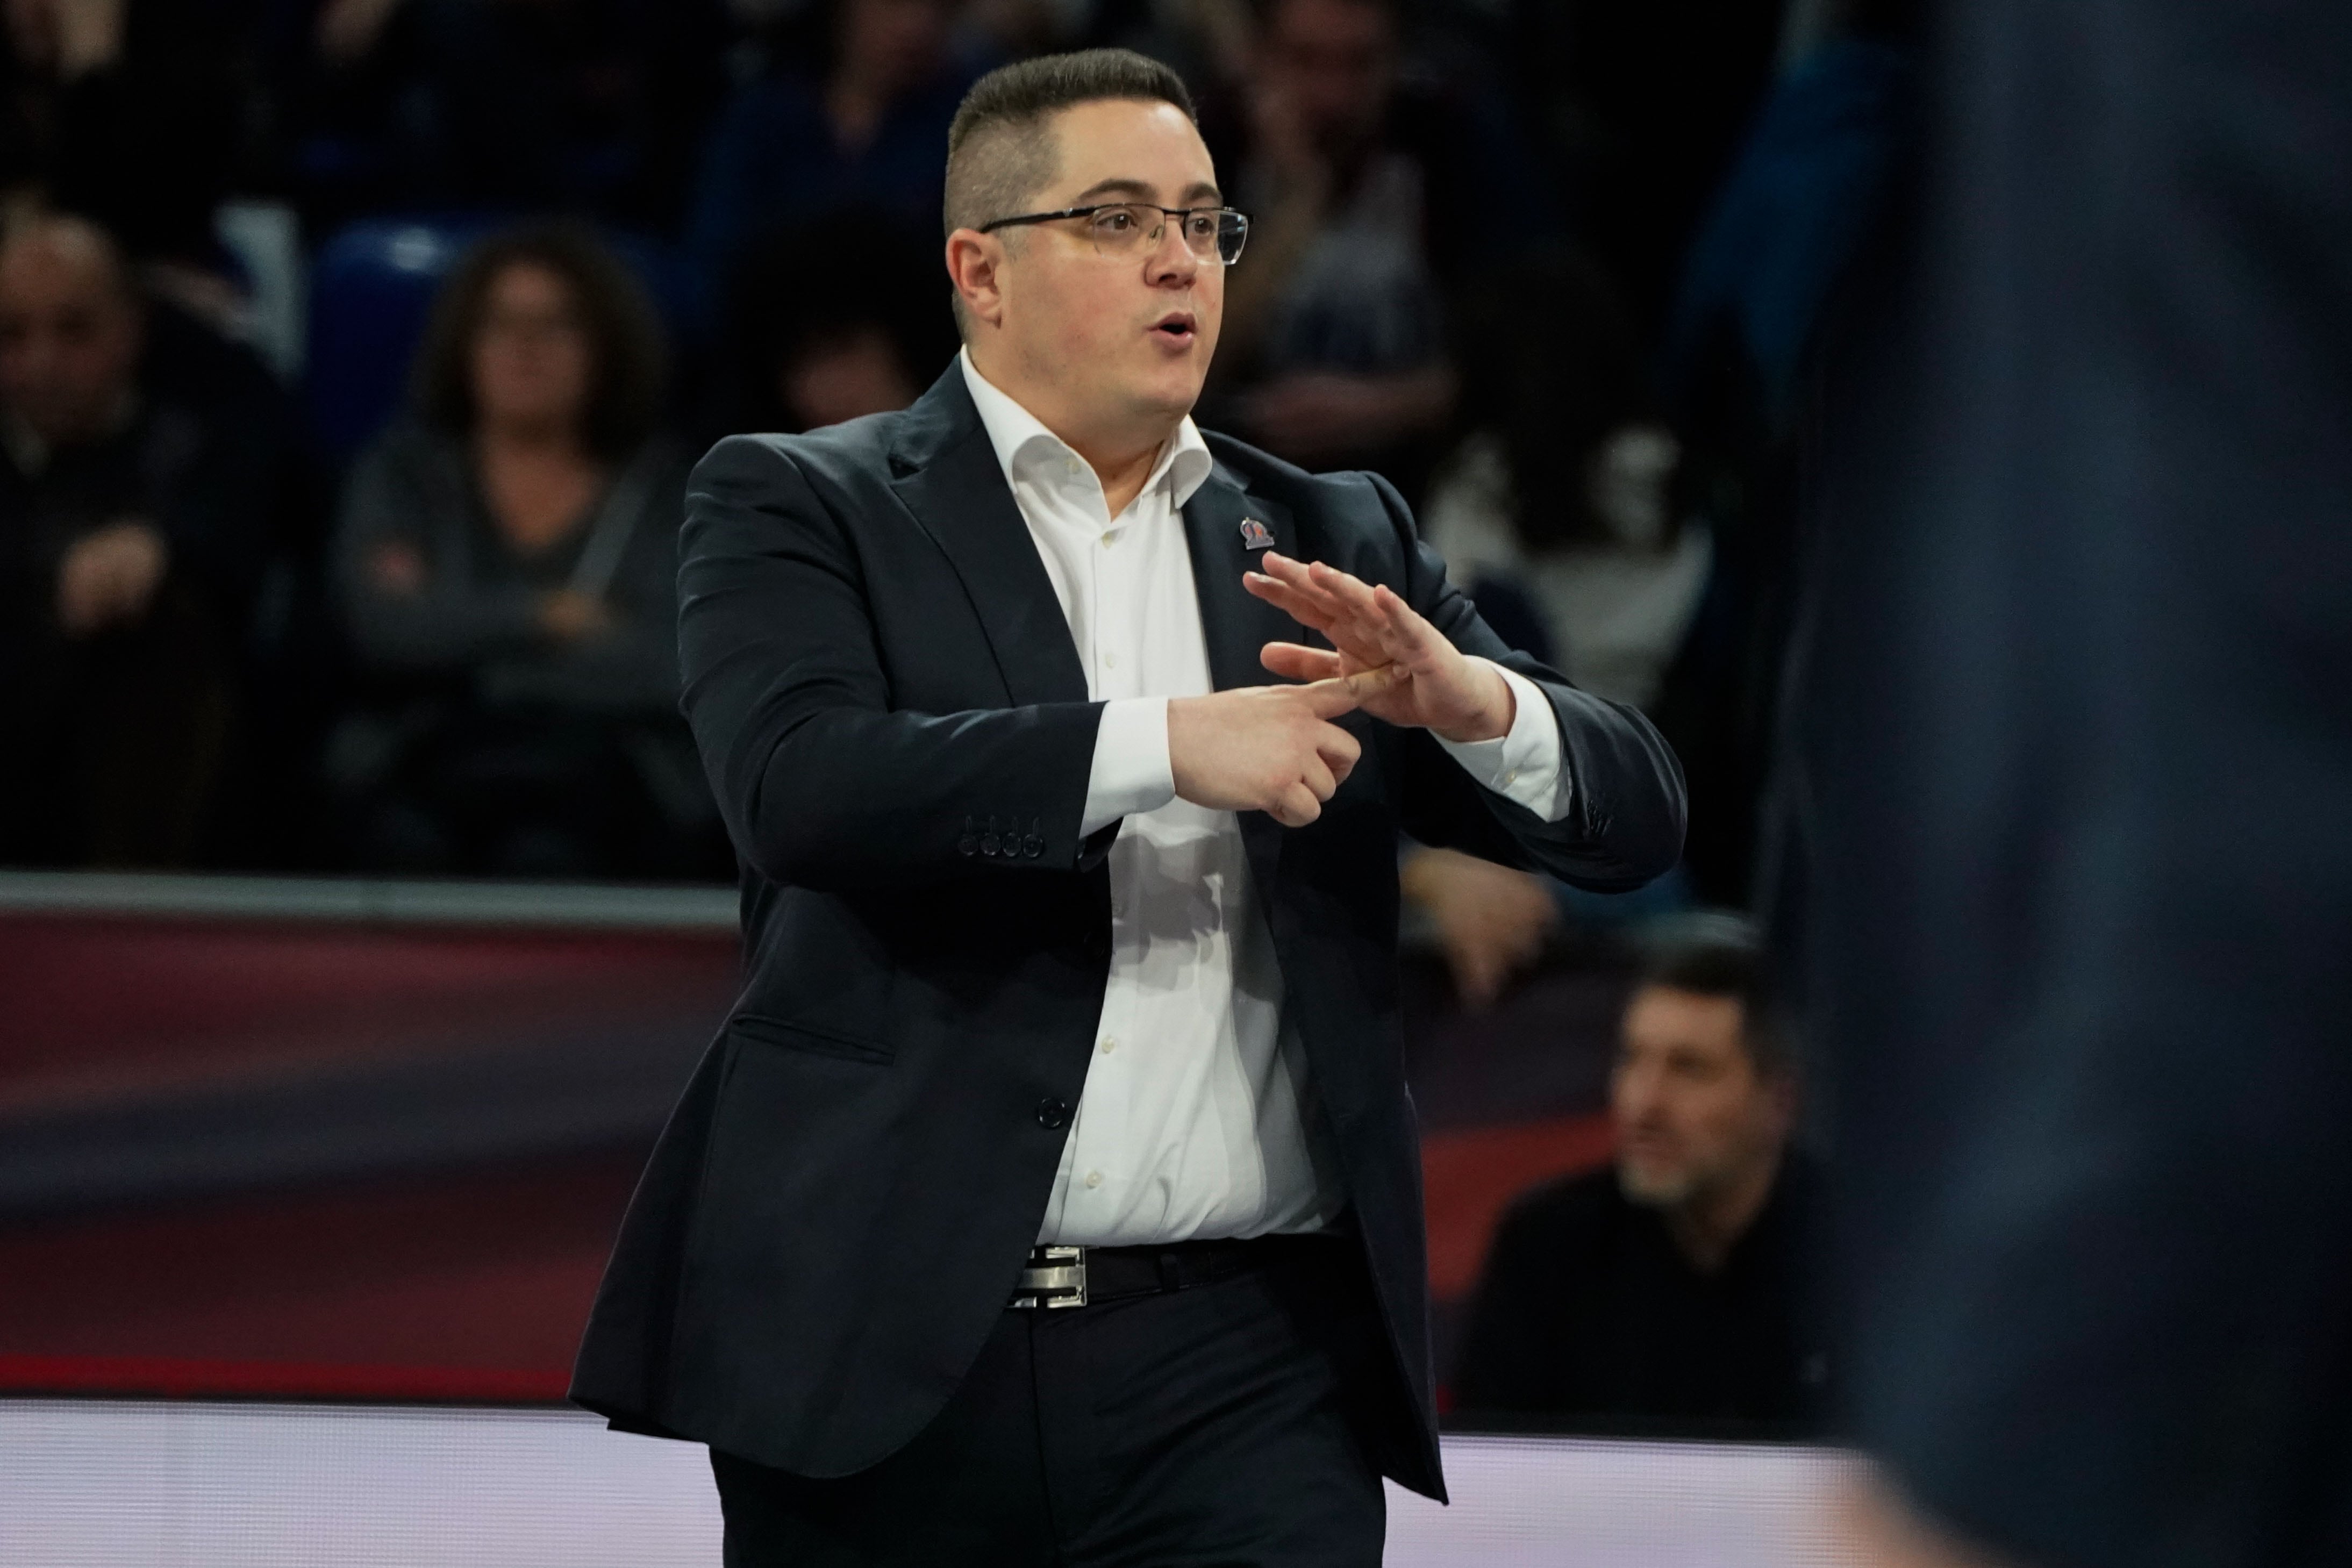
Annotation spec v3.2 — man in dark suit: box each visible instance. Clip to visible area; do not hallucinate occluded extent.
[572,48,1683,1565]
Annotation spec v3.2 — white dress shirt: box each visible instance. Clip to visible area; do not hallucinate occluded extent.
[958,351,1574,1248]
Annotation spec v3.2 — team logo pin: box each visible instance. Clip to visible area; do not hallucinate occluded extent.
[1239,517,1276,550]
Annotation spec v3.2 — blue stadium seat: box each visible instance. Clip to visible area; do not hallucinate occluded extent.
[306,217,500,460]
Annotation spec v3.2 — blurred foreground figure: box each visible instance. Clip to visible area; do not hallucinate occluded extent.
[1454,921,1822,1428]
[1792,2,2352,1563]
[0,216,274,866]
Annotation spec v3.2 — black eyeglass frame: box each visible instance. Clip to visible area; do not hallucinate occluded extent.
[977,203,1252,264]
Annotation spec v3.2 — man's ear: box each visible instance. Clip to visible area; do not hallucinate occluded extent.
[943,229,1007,333]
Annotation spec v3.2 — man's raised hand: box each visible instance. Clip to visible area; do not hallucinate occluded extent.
[1168,666,1394,827]
[1243,552,1514,744]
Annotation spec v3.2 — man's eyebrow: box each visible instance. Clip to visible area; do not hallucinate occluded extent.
[1067,176,1225,206]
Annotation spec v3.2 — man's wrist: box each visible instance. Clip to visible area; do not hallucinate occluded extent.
[1081,696,1174,835]
[1431,659,1517,744]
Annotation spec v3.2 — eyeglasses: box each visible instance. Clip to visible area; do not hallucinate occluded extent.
[978,203,1251,265]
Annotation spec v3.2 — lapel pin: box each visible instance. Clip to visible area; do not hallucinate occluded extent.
[1239,517,1276,550]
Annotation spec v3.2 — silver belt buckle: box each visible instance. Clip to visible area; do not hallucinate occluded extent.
[1011,1245,1088,1309]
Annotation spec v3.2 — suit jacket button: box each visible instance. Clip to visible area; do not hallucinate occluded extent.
[1035,1097,1070,1130]
[981,833,1000,856]
[1022,834,1044,858]
[958,836,977,856]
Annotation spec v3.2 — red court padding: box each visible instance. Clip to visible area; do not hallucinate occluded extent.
[0,1152,639,1395]
[1421,1113,1616,1300]
[0,1354,570,1401]
[0,915,737,1115]
[0,1119,1613,1403]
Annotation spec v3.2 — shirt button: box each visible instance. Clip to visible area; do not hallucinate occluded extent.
[1099,1037,1116,1054]
[1099,533,1113,547]
[1035,1096,1070,1130]
[1084,1171,1103,1190]
[1103,650,1118,669]
[1504,769,1519,785]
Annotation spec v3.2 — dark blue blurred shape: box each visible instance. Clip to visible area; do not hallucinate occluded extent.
[1664,37,1911,427]
[1787,1,2352,1563]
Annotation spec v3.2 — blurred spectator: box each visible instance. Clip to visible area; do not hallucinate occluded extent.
[0,0,253,268]
[686,0,976,285]
[1452,921,1826,1428]
[329,224,713,879]
[1077,0,1253,96]
[0,215,283,867]
[1399,249,1700,1004]
[1205,0,1551,500]
[266,0,733,234]
[1502,0,1791,353]
[719,207,955,433]
[1426,249,1704,714]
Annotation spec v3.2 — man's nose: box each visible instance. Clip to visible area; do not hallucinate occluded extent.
[1145,219,1198,283]
[1615,1061,1672,1119]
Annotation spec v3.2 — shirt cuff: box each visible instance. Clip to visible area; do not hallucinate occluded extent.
[1433,661,1572,822]
[1081,697,1176,837]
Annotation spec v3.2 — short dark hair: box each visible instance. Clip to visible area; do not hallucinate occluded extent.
[411,223,668,460]
[1633,917,1796,1079]
[943,48,1198,238]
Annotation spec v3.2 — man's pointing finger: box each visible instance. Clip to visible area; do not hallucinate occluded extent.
[1303,663,1397,717]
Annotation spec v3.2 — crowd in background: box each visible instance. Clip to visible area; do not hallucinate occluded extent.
[0,0,1927,1440]
[0,0,1913,900]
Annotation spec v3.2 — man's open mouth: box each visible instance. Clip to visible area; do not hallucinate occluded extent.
[1150,312,1197,343]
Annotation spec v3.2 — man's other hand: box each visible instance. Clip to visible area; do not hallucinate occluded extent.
[1169,667,1393,827]
[538,587,614,644]
[1400,846,1559,1009]
[56,519,167,637]
[1246,552,1514,744]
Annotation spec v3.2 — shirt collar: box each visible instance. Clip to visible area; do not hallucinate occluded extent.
[959,347,1213,513]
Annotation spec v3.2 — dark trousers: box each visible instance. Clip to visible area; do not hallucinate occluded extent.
[710,1238,1391,1567]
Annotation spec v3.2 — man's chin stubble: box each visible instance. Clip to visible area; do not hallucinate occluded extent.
[1617,1164,1697,1209]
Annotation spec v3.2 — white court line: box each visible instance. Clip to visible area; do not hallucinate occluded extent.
[0,1400,1859,1567]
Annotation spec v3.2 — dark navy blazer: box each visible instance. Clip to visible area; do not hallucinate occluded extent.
[569,365,1685,1499]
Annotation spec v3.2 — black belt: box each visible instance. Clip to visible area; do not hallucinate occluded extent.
[1008,1234,1338,1310]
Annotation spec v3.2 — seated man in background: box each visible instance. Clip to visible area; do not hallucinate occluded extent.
[1452,919,1827,1428]
[0,215,275,867]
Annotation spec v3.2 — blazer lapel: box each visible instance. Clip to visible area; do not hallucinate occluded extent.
[1181,469,1305,697]
[1182,468,1312,891]
[888,368,1089,707]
